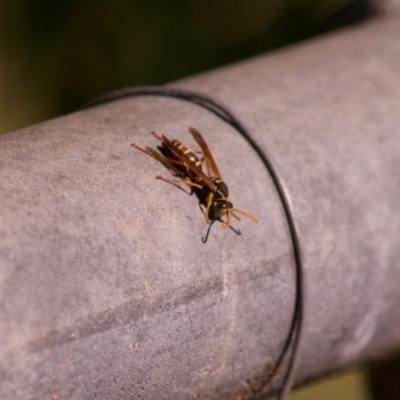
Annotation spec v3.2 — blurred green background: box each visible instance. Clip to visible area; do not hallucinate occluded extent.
[0,0,378,134]
[0,0,379,398]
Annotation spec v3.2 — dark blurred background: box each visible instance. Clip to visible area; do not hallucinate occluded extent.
[0,0,379,134]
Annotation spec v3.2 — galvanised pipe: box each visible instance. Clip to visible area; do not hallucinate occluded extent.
[1,12,400,400]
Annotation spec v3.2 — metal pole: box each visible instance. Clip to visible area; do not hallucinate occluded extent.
[1,12,400,400]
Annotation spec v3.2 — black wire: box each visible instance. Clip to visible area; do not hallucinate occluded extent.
[83,85,304,400]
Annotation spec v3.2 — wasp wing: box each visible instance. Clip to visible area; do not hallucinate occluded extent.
[161,134,217,192]
[188,126,222,179]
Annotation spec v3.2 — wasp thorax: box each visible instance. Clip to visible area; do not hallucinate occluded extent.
[211,179,229,198]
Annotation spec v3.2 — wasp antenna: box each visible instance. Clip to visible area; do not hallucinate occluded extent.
[232,209,259,224]
[202,220,216,243]
[222,217,241,235]
[229,225,241,236]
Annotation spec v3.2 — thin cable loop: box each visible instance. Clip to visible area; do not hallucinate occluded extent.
[84,86,304,400]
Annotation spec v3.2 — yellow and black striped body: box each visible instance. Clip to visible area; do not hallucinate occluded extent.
[159,138,232,221]
[161,138,238,224]
[160,139,203,183]
[131,127,258,243]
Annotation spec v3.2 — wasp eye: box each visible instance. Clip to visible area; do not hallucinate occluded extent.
[224,201,233,209]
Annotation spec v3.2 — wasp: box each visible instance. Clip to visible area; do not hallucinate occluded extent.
[131,127,258,242]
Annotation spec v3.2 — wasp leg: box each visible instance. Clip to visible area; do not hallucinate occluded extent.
[131,142,156,158]
[151,131,164,141]
[132,142,197,187]
[132,143,180,174]
[198,201,205,214]
[132,140,192,171]
[202,218,241,243]
[204,193,214,224]
[202,219,217,243]
[155,175,203,189]
[221,213,231,229]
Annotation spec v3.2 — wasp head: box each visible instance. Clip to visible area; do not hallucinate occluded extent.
[209,199,258,230]
[211,200,234,220]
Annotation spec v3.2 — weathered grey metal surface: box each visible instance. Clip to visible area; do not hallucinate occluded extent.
[386,0,400,11]
[1,12,400,400]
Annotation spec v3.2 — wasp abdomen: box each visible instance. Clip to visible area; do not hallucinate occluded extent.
[174,140,201,166]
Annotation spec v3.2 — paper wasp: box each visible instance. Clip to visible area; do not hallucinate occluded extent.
[131,127,258,242]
